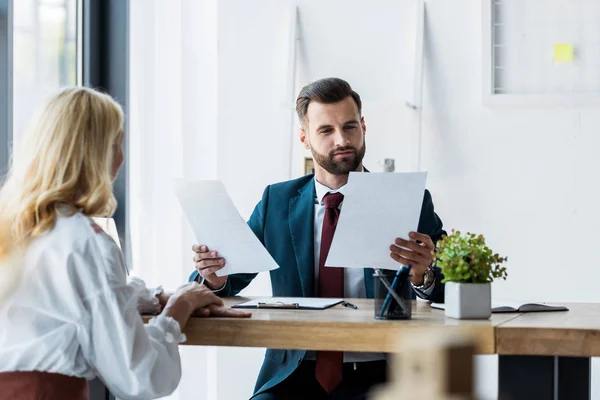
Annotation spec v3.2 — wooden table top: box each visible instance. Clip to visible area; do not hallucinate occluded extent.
[149,298,599,356]
[495,303,600,357]
[172,298,522,354]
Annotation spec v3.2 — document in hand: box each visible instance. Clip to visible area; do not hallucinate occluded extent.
[174,180,280,276]
[232,297,343,310]
[325,171,428,270]
[430,300,568,313]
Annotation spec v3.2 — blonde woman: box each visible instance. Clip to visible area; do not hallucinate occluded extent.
[0,87,250,400]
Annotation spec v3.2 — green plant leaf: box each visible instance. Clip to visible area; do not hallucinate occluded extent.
[436,230,508,284]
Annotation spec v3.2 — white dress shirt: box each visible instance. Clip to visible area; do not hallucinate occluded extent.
[0,211,184,400]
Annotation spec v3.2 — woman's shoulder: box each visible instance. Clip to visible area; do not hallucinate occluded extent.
[49,211,126,289]
[23,210,126,300]
[38,210,120,261]
[55,211,110,241]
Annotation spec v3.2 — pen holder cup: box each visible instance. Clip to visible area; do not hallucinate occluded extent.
[373,270,412,320]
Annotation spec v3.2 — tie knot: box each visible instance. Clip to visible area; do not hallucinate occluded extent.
[323,192,344,209]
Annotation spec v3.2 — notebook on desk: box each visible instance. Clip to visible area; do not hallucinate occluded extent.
[430,300,568,313]
[232,297,343,310]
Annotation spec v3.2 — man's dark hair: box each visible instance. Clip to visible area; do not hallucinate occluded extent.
[296,77,362,128]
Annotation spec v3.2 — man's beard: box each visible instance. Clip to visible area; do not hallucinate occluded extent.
[311,141,366,176]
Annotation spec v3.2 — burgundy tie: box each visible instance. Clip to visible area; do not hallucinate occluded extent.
[316,192,344,393]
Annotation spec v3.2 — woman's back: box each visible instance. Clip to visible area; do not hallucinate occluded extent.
[0,210,125,378]
[0,209,187,399]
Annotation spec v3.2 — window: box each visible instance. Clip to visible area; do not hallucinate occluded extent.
[13,0,80,149]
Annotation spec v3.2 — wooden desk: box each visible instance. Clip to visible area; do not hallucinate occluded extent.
[178,298,519,354]
[495,303,599,400]
[496,303,600,357]
[172,298,596,400]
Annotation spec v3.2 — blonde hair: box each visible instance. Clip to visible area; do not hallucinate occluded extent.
[0,87,124,299]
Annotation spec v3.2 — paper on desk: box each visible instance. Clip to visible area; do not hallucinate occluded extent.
[233,297,343,309]
[174,180,280,276]
[325,172,428,270]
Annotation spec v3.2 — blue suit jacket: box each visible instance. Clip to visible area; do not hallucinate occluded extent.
[189,174,446,397]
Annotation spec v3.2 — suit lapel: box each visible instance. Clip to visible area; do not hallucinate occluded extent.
[289,179,316,297]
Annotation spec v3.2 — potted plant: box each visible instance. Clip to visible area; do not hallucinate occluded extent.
[436,230,507,319]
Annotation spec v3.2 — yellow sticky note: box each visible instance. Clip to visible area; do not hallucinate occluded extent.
[554,44,573,62]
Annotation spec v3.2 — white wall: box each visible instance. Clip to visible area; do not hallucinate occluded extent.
[421,0,600,305]
[131,0,600,399]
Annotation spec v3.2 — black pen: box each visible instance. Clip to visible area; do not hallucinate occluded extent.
[342,301,358,309]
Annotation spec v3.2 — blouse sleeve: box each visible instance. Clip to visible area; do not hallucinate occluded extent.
[127,275,163,315]
[74,237,185,400]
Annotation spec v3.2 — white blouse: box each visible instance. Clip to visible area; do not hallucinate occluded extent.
[0,211,185,400]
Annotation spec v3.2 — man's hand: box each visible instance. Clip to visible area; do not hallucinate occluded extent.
[389,231,435,286]
[192,244,228,290]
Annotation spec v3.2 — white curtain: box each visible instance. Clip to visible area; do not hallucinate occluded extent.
[129,1,220,399]
[129,0,219,288]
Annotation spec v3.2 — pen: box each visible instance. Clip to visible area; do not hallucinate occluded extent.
[342,301,358,309]
[379,265,411,318]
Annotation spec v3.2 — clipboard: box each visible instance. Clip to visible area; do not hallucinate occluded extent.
[232,297,343,310]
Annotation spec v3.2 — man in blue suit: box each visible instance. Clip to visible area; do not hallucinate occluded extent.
[189,78,446,400]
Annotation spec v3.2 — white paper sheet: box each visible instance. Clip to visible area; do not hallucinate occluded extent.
[325,171,428,270]
[174,180,280,276]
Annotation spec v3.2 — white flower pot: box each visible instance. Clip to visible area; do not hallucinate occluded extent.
[445,282,491,320]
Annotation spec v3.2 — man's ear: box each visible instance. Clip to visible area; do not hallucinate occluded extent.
[300,128,310,150]
[361,116,367,136]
